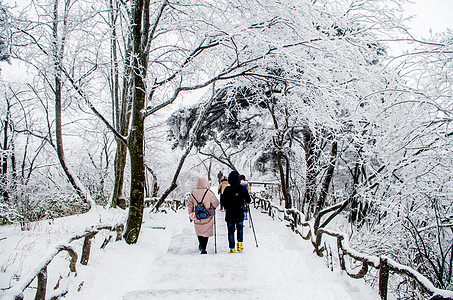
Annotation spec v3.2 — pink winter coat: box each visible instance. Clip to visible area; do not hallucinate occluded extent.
[188,177,219,237]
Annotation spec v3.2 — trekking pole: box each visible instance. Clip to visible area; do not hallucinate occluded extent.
[214,212,217,254]
[248,207,252,228]
[247,204,258,247]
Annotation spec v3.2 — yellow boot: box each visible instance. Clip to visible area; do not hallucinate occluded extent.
[237,242,244,252]
[229,248,236,253]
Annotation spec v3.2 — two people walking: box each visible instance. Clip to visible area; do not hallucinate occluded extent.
[188,170,251,254]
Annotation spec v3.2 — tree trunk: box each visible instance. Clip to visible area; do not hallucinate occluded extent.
[52,0,94,208]
[315,140,337,216]
[54,69,93,207]
[267,103,291,209]
[153,94,216,211]
[111,141,128,208]
[145,164,159,197]
[1,105,9,202]
[348,162,361,223]
[302,125,317,219]
[10,137,17,195]
[207,158,212,182]
[123,87,145,244]
[153,142,191,210]
[109,0,131,209]
[277,150,291,209]
[123,0,148,244]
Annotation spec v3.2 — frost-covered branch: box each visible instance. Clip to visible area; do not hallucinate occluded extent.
[59,64,128,145]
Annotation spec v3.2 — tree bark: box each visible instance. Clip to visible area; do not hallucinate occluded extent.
[123,0,149,244]
[276,150,291,209]
[315,140,337,216]
[145,164,159,197]
[348,162,361,223]
[302,125,317,219]
[110,0,132,209]
[1,98,9,202]
[123,89,145,244]
[111,141,128,208]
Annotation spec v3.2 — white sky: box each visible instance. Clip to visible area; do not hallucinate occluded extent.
[404,0,453,38]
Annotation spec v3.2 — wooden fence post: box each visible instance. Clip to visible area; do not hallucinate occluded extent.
[62,245,78,273]
[379,256,389,300]
[314,230,324,257]
[337,236,345,271]
[35,266,47,300]
[116,224,124,241]
[80,233,96,265]
[290,211,298,232]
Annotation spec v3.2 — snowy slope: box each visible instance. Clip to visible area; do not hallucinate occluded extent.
[70,208,379,300]
[1,205,381,299]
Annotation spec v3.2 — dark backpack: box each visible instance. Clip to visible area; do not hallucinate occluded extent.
[192,190,210,220]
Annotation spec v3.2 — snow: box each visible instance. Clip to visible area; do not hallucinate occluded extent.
[384,256,453,299]
[1,204,381,300]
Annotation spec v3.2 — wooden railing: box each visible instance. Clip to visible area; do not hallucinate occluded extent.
[252,192,453,300]
[4,196,189,299]
[6,223,124,300]
[145,196,187,212]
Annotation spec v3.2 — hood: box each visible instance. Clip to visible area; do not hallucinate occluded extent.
[228,170,241,186]
[221,176,228,182]
[196,177,210,189]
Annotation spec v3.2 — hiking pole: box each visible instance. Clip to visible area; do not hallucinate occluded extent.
[247,204,258,247]
[214,212,217,254]
[248,207,252,228]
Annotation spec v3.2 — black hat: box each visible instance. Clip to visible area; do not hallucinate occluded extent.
[228,170,241,186]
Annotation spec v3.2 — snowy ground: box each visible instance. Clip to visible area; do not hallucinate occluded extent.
[1,204,382,300]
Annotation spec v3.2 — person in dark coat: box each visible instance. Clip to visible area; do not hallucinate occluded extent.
[221,170,251,253]
[217,170,223,184]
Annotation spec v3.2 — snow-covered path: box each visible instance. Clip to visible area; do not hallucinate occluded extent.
[70,207,379,300]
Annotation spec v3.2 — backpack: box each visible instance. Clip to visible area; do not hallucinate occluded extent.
[192,189,210,220]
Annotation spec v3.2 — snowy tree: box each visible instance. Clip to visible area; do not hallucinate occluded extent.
[0,1,11,63]
[10,0,104,208]
[165,0,401,214]
[167,86,263,172]
[352,31,453,291]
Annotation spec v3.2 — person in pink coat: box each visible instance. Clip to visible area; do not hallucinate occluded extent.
[188,177,219,254]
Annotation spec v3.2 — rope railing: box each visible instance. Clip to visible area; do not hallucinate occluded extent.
[251,192,453,300]
[6,222,125,300]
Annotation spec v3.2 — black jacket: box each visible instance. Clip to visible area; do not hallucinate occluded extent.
[221,171,251,223]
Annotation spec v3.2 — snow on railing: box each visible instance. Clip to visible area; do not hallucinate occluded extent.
[6,223,124,300]
[5,197,187,300]
[251,192,453,300]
